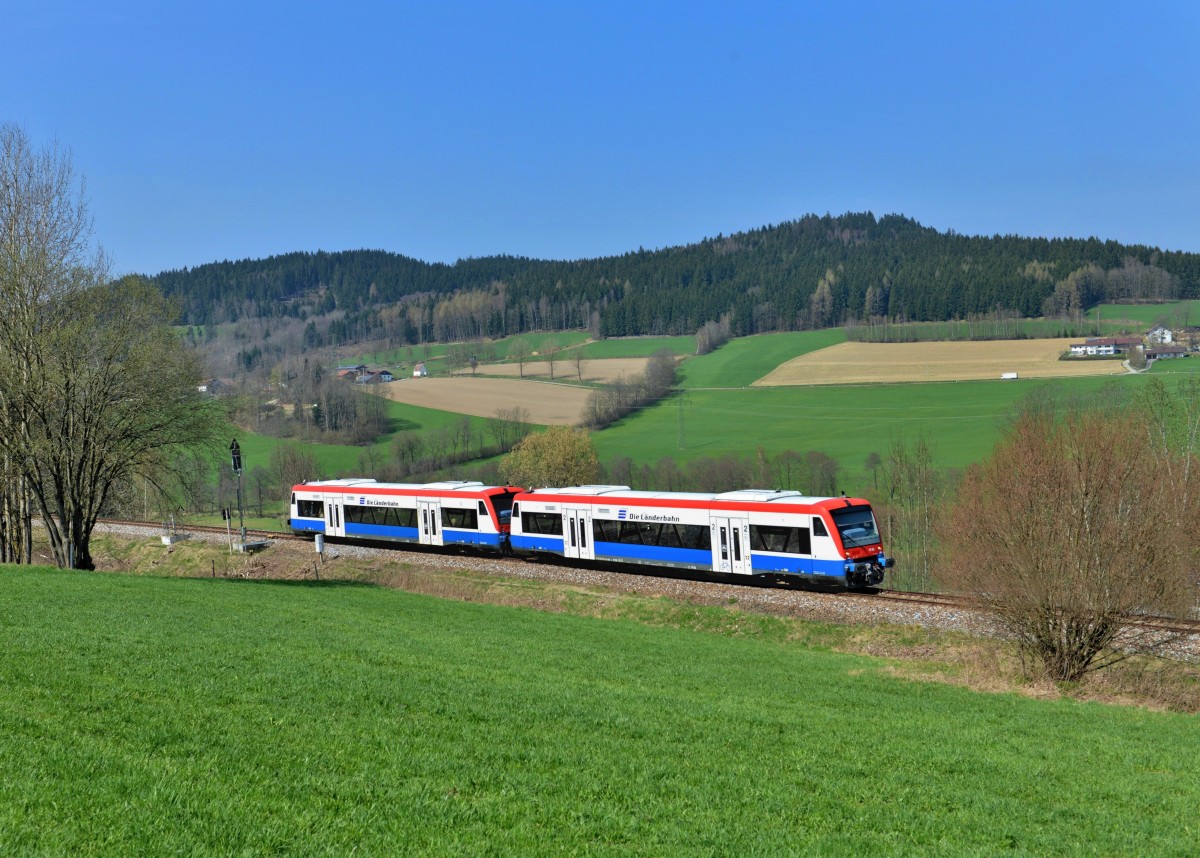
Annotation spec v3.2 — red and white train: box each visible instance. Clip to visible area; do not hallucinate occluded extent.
[291,480,891,588]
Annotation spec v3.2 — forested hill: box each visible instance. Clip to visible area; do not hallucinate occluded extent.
[149,213,1200,340]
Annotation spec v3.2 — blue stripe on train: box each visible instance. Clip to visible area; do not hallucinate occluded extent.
[345,523,420,542]
[749,553,848,577]
[514,536,854,581]
[510,534,565,553]
[342,523,504,548]
[291,518,324,533]
[441,529,504,548]
[593,541,711,569]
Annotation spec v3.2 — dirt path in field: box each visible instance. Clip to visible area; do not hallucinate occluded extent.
[754,338,1130,386]
[370,377,591,425]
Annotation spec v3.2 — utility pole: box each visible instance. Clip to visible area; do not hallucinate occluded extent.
[676,392,691,450]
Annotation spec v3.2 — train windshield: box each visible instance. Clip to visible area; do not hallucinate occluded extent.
[831,507,880,548]
[491,492,517,525]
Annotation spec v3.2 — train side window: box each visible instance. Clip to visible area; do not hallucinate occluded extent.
[731,528,742,562]
[297,499,324,519]
[750,525,812,555]
[813,517,828,538]
[442,508,479,530]
[522,511,563,535]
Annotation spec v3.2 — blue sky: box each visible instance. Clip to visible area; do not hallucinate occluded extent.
[5,1,1199,276]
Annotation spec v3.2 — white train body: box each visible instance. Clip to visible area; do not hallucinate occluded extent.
[510,485,891,588]
[290,479,519,549]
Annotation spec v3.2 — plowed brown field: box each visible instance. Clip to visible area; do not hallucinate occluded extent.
[754,338,1128,386]
[370,377,590,425]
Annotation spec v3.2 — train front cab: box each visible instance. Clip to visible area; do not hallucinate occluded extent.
[822,498,892,588]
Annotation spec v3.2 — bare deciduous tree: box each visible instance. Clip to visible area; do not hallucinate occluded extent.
[489,406,531,453]
[270,442,323,499]
[507,337,530,379]
[937,408,1200,682]
[878,434,943,591]
[0,125,224,569]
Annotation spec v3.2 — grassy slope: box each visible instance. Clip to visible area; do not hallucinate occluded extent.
[596,328,1167,490]
[593,376,1152,481]
[235,314,1200,492]
[680,329,846,389]
[1,567,1196,854]
[233,398,492,479]
[1094,299,1200,326]
[579,335,695,358]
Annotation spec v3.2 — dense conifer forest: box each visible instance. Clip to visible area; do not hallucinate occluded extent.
[148,212,1200,344]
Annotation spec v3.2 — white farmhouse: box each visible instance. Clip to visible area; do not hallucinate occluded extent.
[1147,324,1174,345]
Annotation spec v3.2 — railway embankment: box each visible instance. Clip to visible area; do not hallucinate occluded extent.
[88,521,1200,712]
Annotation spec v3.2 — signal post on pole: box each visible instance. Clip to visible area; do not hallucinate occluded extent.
[230,439,246,544]
[228,439,268,554]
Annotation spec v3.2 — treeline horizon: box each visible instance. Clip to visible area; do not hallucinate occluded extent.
[145,212,1200,348]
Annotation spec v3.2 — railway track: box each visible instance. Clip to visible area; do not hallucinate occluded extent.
[849,588,978,610]
[98,519,1200,640]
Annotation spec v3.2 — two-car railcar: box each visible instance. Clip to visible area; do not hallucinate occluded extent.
[290,479,892,589]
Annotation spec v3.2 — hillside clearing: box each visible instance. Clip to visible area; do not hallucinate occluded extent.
[755,338,1130,386]
[369,377,590,424]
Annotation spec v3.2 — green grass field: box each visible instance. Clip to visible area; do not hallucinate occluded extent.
[578,335,695,358]
[680,329,847,389]
[1095,299,1200,326]
[1,567,1196,854]
[593,374,1166,488]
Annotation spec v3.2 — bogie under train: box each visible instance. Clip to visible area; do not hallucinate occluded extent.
[290,480,892,589]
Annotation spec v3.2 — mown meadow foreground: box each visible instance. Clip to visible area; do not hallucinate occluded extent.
[2,567,1197,854]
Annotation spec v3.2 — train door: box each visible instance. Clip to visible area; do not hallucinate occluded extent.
[710,515,750,574]
[810,513,834,567]
[324,495,346,537]
[561,507,594,561]
[418,499,443,546]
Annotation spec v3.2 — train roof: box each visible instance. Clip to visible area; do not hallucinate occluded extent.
[295,479,517,494]
[516,485,850,506]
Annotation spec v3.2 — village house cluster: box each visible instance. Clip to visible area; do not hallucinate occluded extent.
[335,363,405,383]
[1068,324,1197,362]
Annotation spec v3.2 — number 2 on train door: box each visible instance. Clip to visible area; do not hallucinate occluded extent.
[711,516,749,574]
[562,507,593,561]
[418,499,442,546]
